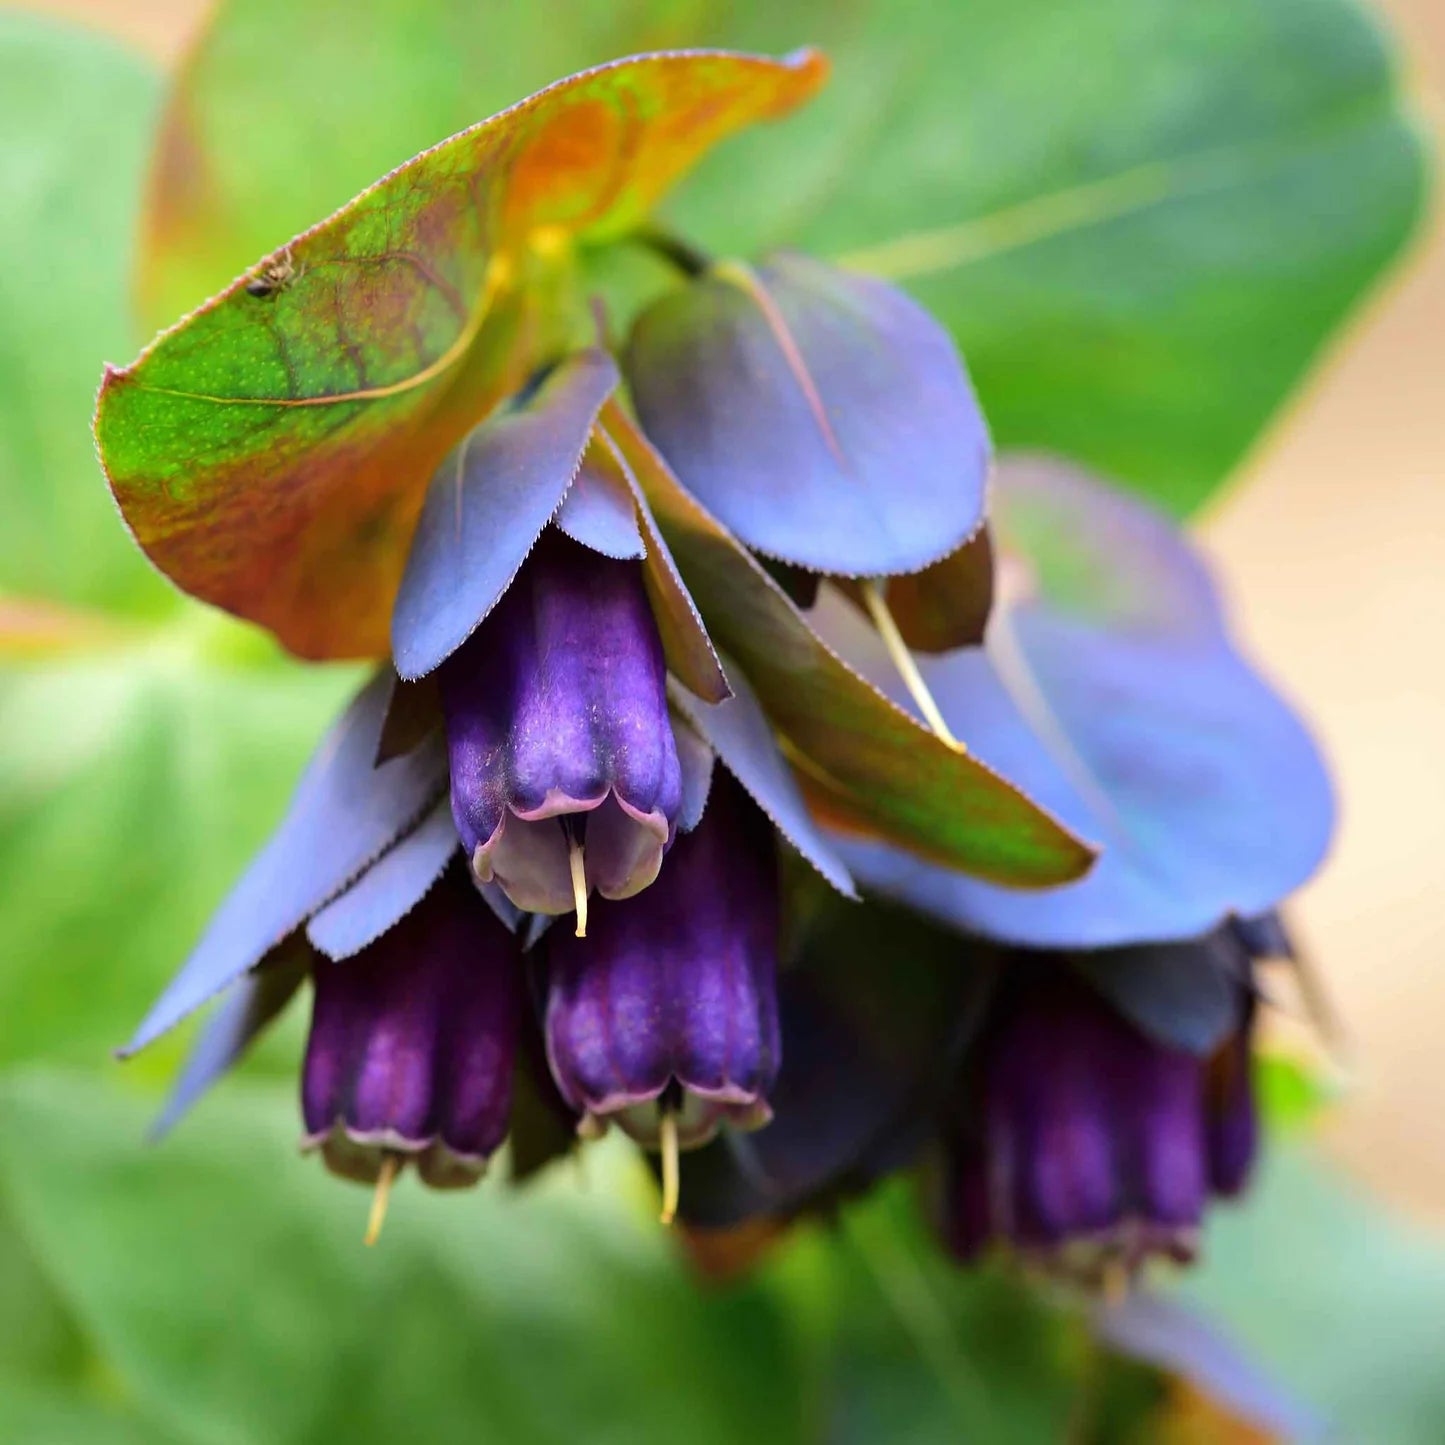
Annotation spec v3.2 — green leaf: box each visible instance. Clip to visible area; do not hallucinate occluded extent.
[814,1185,1087,1444]
[0,16,164,614]
[1181,1144,1445,1441]
[0,1381,182,1445]
[139,0,1424,519]
[0,632,357,1070]
[0,1071,807,1445]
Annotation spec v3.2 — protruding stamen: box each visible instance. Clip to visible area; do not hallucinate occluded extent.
[860,579,965,752]
[658,1109,680,1226]
[365,1153,400,1248]
[568,837,589,938]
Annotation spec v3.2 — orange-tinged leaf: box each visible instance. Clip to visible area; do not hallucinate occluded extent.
[96,49,828,660]
[836,528,995,654]
[594,426,730,704]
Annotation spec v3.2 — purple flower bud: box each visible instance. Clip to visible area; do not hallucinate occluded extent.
[301,866,523,1188]
[438,530,683,919]
[944,962,1256,1283]
[542,771,780,1150]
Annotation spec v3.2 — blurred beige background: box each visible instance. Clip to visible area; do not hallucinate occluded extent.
[17,0,1445,1217]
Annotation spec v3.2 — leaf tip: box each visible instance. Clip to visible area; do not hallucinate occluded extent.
[782,45,831,94]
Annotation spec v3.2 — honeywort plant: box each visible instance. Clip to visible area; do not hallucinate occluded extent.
[96,47,1333,1288]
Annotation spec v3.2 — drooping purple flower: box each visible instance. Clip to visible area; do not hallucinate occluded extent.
[541,770,780,1158]
[301,864,523,1190]
[941,954,1257,1284]
[438,529,683,920]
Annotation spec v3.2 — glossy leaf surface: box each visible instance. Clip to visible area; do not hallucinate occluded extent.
[825,458,1334,946]
[98,48,827,660]
[667,0,1425,516]
[626,252,988,576]
[604,407,1094,888]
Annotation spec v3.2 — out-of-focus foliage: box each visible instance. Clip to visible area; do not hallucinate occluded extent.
[0,15,163,613]
[0,1075,809,1445]
[0,5,1440,1443]
[1182,1145,1445,1441]
[138,0,1425,516]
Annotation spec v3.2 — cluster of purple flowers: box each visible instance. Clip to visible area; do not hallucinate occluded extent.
[118,56,1333,1291]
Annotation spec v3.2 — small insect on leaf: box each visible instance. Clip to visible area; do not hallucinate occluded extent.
[244,246,297,298]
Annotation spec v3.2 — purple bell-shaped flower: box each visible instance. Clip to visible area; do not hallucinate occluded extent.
[542,771,780,1219]
[942,953,1258,1287]
[439,530,683,923]
[301,865,524,1212]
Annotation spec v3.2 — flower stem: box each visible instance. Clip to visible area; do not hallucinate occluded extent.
[860,580,965,752]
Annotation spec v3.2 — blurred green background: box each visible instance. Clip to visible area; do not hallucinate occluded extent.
[3,1,1445,1440]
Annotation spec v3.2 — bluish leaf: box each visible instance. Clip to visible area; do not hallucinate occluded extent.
[822,457,1335,947]
[627,251,988,577]
[670,662,855,898]
[121,673,446,1054]
[150,938,310,1140]
[673,713,717,834]
[1233,910,1293,960]
[305,799,459,961]
[553,443,647,559]
[1069,935,1242,1056]
[390,349,619,680]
